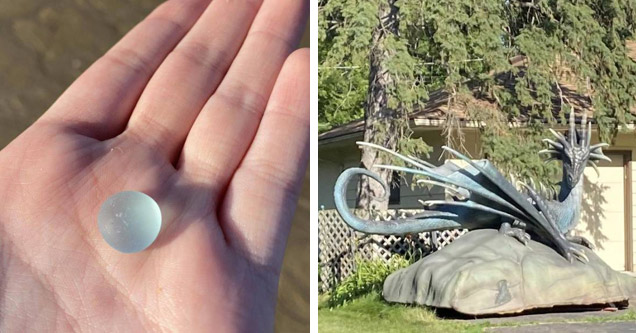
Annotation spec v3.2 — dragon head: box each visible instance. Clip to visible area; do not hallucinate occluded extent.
[540,112,611,188]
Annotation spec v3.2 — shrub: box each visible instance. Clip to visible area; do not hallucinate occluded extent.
[328,255,411,307]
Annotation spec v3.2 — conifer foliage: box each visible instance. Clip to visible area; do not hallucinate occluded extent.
[319,0,636,209]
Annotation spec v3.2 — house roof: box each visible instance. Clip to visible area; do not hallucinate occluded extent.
[320,42,636,143]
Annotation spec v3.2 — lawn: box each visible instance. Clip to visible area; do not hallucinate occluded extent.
[319,293,489,333]
[318,292,636,333]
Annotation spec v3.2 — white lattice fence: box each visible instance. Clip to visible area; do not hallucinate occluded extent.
[318,209,466,292]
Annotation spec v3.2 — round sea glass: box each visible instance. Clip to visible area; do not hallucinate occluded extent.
[98,191,162,253]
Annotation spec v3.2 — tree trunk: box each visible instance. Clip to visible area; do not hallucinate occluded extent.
[356,0,402,211]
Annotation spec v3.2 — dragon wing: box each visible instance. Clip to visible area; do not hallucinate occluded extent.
[378,142,570,258]
[351,142,570,256]
[439,146,563,238]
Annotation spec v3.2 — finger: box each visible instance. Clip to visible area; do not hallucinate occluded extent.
[179,0,308,192]
[42,0,212,140]
[219,49,309,269]
[124,0,264,161]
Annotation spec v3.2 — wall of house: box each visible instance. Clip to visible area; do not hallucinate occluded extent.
[318,136,363,209]
[575,152,626,270]
[609,131,636,270]
[594,131,636,270]
[632,161,636,270]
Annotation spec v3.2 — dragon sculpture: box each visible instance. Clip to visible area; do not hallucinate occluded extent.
[334,112,611,263]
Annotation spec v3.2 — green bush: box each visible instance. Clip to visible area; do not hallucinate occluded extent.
[328,255,411,307]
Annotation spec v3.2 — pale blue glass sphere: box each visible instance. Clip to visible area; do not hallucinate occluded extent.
[98,191,162,253]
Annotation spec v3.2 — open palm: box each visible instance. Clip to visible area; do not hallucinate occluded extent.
[0,0,308,331]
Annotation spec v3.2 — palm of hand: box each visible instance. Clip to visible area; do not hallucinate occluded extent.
[0,126,264,331]
[0,0,308,331]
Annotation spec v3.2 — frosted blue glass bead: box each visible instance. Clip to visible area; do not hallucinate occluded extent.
[98,191,162,253]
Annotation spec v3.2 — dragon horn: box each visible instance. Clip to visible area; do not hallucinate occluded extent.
[542,138,563,150]
[586,115,592,148]
[590,153,612,162]
[587,120,592,148]
[549,128,569,147]
[569,111,575,146]
[589,160,600,177]
[590,143,609,150]
[539,149,560,155]
[581,111,587,146]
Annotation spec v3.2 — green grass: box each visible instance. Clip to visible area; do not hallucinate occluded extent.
[318,292,636,333]
[579,310,636,323]
[319,293,489,333]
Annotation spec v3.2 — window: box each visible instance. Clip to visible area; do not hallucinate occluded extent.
[389,171,400,205]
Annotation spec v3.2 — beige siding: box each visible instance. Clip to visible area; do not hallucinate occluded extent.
[575,153,625,270]
[632,162,636,270]
[605,133,635,271]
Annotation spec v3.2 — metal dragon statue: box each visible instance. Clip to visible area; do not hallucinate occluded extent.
[334,112,610,263]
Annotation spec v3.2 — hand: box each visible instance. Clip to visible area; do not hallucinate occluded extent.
[0,0,308,331]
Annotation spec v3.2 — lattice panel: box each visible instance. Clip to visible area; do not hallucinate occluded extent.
[318,209,466,292]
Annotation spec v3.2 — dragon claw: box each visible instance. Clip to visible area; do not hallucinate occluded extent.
[500,222,530,245]
[566,234,595,250]
[582,239,595,250]
[569,245,589,263]
[513,220,526,229]
[554,235,590,263]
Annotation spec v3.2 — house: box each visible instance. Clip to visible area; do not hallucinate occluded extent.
[319,52,636,272]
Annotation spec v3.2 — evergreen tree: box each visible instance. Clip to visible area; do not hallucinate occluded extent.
[320,0,636,210]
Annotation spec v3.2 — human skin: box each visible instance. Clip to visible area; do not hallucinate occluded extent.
[0,0,308,331]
